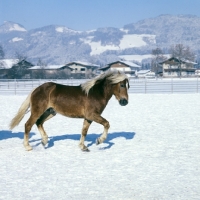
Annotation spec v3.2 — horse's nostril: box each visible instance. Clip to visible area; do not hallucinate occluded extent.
[119,98,128,106]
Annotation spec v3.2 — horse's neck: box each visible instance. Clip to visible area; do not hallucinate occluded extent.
[103,80,113,101]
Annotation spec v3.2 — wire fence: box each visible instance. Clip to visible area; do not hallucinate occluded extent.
[0,78,200,95]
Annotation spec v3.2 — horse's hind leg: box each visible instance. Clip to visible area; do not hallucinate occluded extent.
[79,119,92,151]
[24,114,39,151]
[36,108,56,146]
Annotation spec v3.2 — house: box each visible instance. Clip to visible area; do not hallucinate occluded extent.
[99,60,141,76]
[29,61,100,79]
[11,59,34,78]
[137,70,155,78]
[0,59,33,78]
[29,65,72,79]
[64,61,99,78]
[159,57,197,77]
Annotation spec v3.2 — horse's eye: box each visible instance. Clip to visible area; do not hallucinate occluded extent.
[120,84,125,88]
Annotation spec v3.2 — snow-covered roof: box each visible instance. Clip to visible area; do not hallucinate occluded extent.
[66,61,99,67]
[0,59,19,69]
[160,57,197,65]
[137,70,151,74]
[119,60,141,68]
[106,60,141,68]
[29,65,65,70]
[181,59,197,65]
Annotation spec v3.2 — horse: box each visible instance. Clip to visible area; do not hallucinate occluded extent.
[10,70,129,151]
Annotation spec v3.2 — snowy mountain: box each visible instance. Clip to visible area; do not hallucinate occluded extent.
[0,21,27,33]
[1,15,200,65]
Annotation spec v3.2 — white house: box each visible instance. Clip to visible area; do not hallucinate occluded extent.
[159,57,197,77]
[99,60,141,76]
[64,61,99,78]
[137,70,155,78]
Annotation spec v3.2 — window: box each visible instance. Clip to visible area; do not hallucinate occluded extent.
[81,68,85,71]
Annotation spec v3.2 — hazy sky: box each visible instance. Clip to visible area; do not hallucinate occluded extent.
[0,0,200,31]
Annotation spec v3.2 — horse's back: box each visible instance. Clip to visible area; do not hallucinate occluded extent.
[31,82,57,99]
[32,82,83,97]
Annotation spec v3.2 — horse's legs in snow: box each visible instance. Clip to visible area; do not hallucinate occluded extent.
[79,119,92,151]
[89,114,110,145]
[24,114,40,151]
[36,108,56,146]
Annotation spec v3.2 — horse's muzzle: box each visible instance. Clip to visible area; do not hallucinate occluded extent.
[119,98,128,106]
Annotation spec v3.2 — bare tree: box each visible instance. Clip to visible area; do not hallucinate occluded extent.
[151,47,167,75]
[0,45,5,69]
[36,58,47,78]
[169,44,195,77]
[0,45,5,59]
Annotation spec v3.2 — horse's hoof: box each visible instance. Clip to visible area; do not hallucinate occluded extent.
[41,140,48,146]
[81,147,90,152]
[96,138,100,145]
[24,145,33,151]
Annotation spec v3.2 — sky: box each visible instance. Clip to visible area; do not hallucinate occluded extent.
[1,0,200,31]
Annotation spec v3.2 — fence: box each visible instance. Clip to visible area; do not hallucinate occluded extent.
[0,78,200,95]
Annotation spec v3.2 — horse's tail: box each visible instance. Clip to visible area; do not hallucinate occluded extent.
[9,91,32,130]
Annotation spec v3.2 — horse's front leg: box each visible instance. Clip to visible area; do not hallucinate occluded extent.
[79,119,92,151]
[91,115,110,145]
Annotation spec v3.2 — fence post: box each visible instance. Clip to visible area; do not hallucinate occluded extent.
[15,79,16,95]
[171,78,173,93]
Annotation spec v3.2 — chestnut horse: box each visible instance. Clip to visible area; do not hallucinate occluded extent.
[10,70,129,151]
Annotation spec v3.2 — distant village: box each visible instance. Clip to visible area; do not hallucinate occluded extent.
[0,57,198,79]
[0,43,199,80]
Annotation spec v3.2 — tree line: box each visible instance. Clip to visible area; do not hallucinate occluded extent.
[0,43,198,78]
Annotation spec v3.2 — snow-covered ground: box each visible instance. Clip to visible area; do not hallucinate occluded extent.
[81,34,156,55]
[0,94,200,200]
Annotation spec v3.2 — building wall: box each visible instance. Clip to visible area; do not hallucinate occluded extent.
[109,63,131,72]
[163,63,188,69]
[69,64,87,74]
[162,61,195,77]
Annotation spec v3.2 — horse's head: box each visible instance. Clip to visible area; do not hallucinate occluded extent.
[112,78,129,106]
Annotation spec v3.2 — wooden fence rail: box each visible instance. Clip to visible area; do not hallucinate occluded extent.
[0,78,200,95]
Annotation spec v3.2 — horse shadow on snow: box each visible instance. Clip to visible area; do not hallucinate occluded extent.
[0,130,135,150]
[45,131,135,150]
[0,130,35,141]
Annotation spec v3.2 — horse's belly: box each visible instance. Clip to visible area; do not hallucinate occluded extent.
[56,105,85,118]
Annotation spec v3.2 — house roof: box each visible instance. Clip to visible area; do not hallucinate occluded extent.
[107,60,141,68]
[160,57,197,65]
[137,70,151,74]
[13,59,34,67]
[29,65,65,70]
[65,61,99,68]
[99,60,141,71]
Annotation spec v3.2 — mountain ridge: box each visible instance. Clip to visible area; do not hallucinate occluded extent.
[1,15,200,65]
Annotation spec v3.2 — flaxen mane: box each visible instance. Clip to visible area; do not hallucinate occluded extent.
[81,70,129,95]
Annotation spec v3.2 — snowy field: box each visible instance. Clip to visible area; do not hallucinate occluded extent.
[0,94,200,200]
